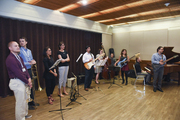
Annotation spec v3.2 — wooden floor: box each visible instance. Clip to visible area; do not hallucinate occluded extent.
[0,77,180,120]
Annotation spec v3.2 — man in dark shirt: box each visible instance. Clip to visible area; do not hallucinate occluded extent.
[135,57,151,85]
[6,41,32,119]
[110,53,116,66]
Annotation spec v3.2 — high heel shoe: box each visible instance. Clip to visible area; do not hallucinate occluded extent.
[48,97,53,105]
[50,95,54,101]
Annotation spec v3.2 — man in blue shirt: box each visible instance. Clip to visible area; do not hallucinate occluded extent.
[151,46,166,92]
[19,37,39,110]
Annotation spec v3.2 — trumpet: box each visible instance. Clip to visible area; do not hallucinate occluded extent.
[26,85,33,103]
[31,64,42,91]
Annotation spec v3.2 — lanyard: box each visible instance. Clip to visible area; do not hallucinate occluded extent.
[13,53,24,68]
[21,48,30,58]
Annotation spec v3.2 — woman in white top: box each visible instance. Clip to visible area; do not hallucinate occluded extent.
[95,49,108,84]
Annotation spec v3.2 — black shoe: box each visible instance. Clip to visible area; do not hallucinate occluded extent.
[125,83,128,85]
[145,82,151,85]
[84,88,88,91]
[153,88,156,92]
[25,115,32,119]
[33,103,40,106]
[122,81,124,84]
[157,88,163,92]
[28,106,35,110]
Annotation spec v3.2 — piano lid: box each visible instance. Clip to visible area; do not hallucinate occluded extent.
[163,47,180,64]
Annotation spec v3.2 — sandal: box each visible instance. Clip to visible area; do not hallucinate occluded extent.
[58,94,64,97]
[95,81,100,84]
[63,92,68,95]
[50,95,54,101]
[48,97,53,105]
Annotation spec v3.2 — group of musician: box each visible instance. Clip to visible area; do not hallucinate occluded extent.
[5,36,166,119]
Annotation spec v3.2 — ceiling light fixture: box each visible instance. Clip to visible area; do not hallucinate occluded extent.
[81,0,88,5]
[23,0,41,4]
[164,3,170,7]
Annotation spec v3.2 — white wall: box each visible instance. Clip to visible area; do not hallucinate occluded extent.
[102,33,113,56]
[0,0,112,34]
[113,17,180,60]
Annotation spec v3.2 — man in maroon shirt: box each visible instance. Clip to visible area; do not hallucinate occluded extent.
[6,41,32,120]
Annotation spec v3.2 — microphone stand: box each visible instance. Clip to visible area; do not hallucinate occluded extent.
[49,94,71,120]
[75,53,87,100]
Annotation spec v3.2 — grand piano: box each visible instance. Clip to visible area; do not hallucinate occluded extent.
[147,47,180,85]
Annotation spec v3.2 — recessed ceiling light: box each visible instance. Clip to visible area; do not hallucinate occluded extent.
[81,0,88,5]
[164,3,170,7]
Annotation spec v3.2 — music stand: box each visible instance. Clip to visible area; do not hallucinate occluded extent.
[108,66,123,89]
[76,54,87,100]
[49,90,71,120]
[93,59,107,94]
[49,59,71,120]
[66,72,82,107]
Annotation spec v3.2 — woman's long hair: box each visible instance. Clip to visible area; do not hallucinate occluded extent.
[121,49,127,57]
[43,46,51,58]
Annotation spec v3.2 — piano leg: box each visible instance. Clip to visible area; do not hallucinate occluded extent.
[164,73,171,82]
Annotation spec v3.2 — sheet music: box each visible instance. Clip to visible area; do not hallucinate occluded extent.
[49,59,62,70]
[144,67,151,71]
[95,59,107,67]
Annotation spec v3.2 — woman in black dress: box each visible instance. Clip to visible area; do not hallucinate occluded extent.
[43,46,57,105]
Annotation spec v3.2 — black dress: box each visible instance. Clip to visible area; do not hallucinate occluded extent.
[43,57,56,97]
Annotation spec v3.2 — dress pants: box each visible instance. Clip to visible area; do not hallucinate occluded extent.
[9,79,28,120]
[153,67,164,89]
[84,66,94,88]
[45,78,55,97]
